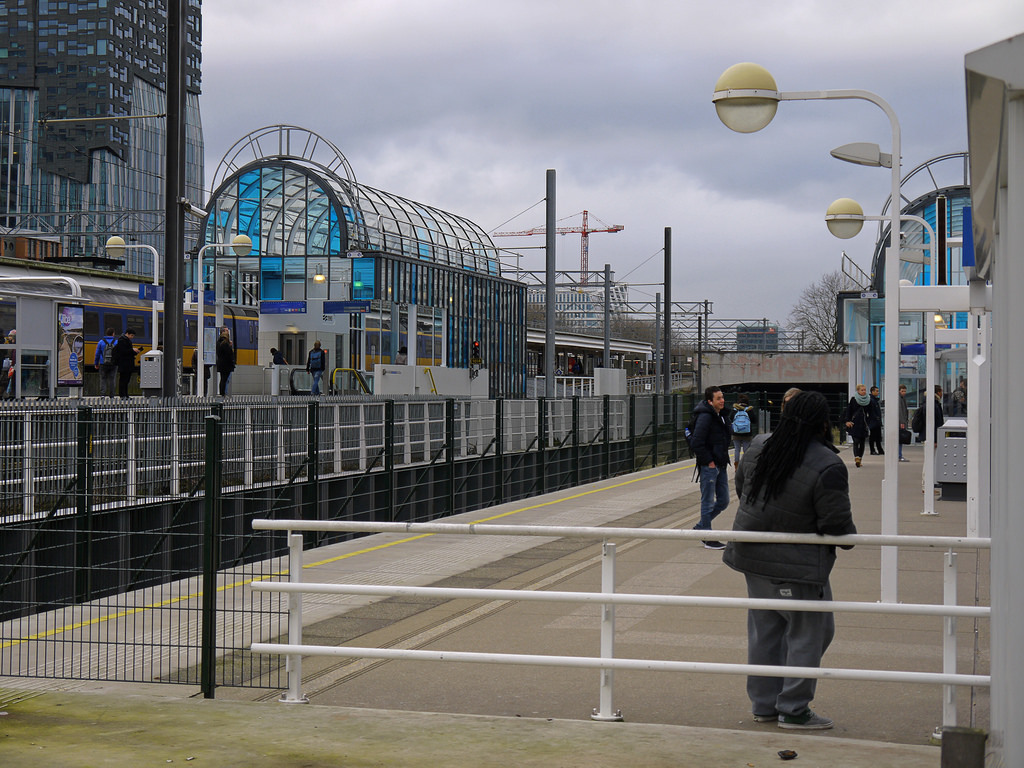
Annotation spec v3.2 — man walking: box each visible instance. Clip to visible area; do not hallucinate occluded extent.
[691,385,732,550]
[113,328,138,400]
[306,340,327,396]
[94,327,117,397]
[898,384,910,462]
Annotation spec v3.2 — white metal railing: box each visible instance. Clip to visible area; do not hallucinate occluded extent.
[249,520,990,726]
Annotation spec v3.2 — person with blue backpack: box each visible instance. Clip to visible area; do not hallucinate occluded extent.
[730,393,757,467]
[93,327,117,397]
[306,339,327,396]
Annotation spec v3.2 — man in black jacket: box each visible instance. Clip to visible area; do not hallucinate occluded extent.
[112,329,138,400]
[691,385,732,549]
[724,391,856,730]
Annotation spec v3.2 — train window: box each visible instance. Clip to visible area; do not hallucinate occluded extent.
[126,313,148,337]
[104,313,124,335]
[84,309,100,337]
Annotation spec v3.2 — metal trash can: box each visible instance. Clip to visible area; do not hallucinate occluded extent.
[936,418,967,501]
[140,350,162,396]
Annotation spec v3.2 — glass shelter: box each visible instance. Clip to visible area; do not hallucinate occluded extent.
[200,126,525,397]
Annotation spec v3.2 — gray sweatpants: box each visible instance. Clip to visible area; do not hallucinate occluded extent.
[744,573,834,718]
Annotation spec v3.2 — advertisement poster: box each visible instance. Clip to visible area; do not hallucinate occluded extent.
[57,304,85,387]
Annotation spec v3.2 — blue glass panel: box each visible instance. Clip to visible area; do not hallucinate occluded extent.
[352,257,375,300]
[330,206,343,253]
[261,257,283,300]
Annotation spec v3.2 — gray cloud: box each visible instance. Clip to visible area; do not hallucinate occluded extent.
[199,1,1024,322]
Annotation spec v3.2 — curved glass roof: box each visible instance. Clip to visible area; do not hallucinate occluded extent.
[204,157,500,276]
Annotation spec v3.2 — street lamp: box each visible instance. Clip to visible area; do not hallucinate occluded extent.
[195,235,252,396]
[824,198,942,516]
[105,236,161,356]
[714,62,904,602]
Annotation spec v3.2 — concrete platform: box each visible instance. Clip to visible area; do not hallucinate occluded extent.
[0,443,985,767]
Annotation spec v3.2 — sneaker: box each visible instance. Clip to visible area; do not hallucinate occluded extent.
[899,457,910,462]
[753,712,778,723]
[778,710,834,730]
[703,540,726,550]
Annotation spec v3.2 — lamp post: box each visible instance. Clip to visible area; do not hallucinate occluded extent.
[825,199,941,516]
[714,63,903,602]
[195,235,252,397]
[105,237,161,356]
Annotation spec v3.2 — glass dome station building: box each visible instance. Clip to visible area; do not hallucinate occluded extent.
[199,126,526,396]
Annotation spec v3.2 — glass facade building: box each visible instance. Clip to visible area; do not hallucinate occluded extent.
[0,0,203,276]
[202,127,526,397]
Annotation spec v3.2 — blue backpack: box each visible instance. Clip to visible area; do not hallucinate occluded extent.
[308,349,324,370]
[732,408,751,434]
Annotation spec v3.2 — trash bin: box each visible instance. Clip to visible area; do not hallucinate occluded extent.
[140,350,162,396]
[936,418,967,501]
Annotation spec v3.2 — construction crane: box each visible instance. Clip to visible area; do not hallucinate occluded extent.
[493,210,623,283]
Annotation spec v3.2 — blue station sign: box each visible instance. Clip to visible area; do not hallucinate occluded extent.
[260,300,308,314]
[323,300,371,314]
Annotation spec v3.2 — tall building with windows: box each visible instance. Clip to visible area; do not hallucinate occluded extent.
[0,0,203,276]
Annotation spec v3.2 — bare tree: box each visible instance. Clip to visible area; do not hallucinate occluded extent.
[788,269,856,352]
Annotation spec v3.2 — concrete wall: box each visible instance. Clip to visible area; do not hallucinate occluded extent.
[703,351,847,388]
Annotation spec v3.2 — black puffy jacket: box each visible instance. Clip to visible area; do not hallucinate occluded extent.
[723,434,856,585]
[690,400,731,468]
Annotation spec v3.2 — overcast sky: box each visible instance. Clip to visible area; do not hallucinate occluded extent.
[199,1,1024,325]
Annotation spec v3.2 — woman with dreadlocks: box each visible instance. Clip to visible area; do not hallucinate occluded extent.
[723,390,857,731]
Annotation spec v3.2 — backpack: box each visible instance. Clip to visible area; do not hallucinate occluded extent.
[684,412,700,452]
[732,407,751,434]
[308,349,324,370]
[101,338,115,365]
[911,405,926,434]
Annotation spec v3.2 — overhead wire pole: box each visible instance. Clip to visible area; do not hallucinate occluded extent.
[164,0,186,396]
[545,170,556,398]
[663,228,672,396]
[603,264,611,368]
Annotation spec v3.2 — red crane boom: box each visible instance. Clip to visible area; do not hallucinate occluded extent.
[493,210,623,283]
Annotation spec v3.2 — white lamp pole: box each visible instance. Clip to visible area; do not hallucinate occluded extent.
[714,63,903,602]
[105,237,161,354]
[194,235,252,397]
[826,201,941,516]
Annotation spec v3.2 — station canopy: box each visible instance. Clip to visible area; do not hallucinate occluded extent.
[203,125,500,275]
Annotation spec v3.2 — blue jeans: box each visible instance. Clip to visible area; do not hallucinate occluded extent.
[310,369,323,395]
[696,464,730,530]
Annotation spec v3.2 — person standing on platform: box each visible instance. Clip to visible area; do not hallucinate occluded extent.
[216,327,235,396]
[94,327,117,397]
[898,384,910,462]
[730,393,756,466]
[724,390,856,731]
[691,385,732,550]
[113,328,138,400]
[843,384,875,468]
[867,386,884,455]
[270,348,287,366]
[395,346,408,365]
[306,340,327,396]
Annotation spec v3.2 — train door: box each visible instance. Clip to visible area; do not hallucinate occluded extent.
[280,334,305,368]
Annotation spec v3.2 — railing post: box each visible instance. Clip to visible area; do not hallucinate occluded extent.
[942,549,959,731]
[494,398,504,506]
[537,397,547,495]
[603,395,611,480]
[652,393,660,467]
[444,399,454,517]
[201,412,223,699]
[592,541,623,721]
[572,396,580,489]
[386,400,397,520]
[304,402,319,525]
[671,394,679,463]
[74,405,93,603]
[280,532,309,704]
[628,395,637,472]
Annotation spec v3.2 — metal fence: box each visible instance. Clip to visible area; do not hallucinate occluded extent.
[0,392,696,691]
